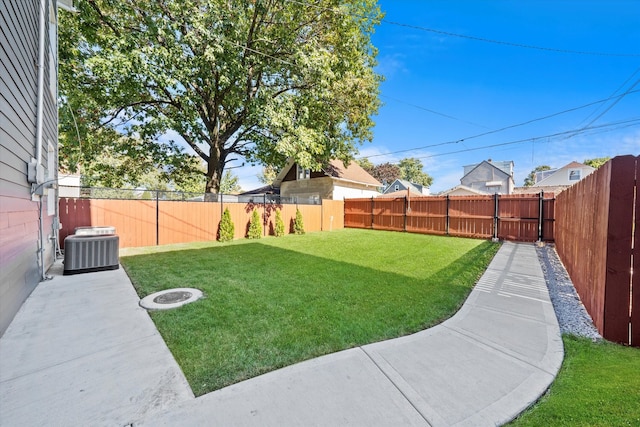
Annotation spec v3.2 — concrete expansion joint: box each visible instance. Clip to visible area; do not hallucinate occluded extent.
[442,324,556,377]
[359,346,436,427]
[463,303,554,326]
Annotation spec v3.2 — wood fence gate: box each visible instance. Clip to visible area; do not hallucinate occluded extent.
[344,193,555,242]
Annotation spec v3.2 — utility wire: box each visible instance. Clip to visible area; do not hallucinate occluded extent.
[409,118,640,161]
[564,78,640,140]
[576,66,640,127]
[380,95,490,129]
[359,89,640,160]
[286,0,640,57]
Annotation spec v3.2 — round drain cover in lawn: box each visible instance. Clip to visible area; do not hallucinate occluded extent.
[140,288,203,310]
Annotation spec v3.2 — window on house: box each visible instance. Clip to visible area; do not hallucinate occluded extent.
[297,165,310,180]
[394,184,399,191]
[568,169,581,181]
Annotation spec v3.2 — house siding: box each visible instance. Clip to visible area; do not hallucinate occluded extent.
[533,165,595,187]
[0,0,58,336]
[281,176,334,200]
[461,165,511,194]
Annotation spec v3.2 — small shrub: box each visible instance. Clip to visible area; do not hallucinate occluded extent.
[247,209,262,239]
[294,208,305,235]
[218,208,235,242]
[274,209,285,237]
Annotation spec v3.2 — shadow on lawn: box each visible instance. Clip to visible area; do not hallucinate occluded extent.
[121,239,498,395]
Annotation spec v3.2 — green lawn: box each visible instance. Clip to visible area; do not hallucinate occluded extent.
[121,229,499,396]
[509,335,640,426]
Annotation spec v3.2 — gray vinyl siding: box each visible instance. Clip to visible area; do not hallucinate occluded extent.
[0,0,57,336]
[461,165,511,195]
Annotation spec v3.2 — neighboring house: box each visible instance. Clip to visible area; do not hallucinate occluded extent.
[0,0,69,336]
[378,188,424,198]
[273,159,381,201]
[532,161,596,187]
[439,185,489,196]
[383,179,430,196]
[460,159,515,195]
[512,161,596,195]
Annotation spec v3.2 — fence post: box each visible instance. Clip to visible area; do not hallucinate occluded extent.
[371,196,374,229]
[263,194,267,236]
[403,196,407,232]
[493,193,499,240]
[156,190,159,246]
[321,198,324,232]
[446,195,450,235]
[538,191,544,242]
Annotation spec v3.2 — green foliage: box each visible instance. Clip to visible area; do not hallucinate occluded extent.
[398,158,433,187]
[219,170,242,194]
[218,208,235,242]
[294,208,305,235]
[121,230,499,396]
[509,335,640,426]
[274,209,285,237]
[371,162,401,186]
[584,157,611,169]
[356,158,374,173]
[257,165,278,185]
[247,209,262,239]
[59,1,383,193]
[524,165,551,187]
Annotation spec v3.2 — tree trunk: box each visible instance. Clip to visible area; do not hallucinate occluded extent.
[205,144,223,195]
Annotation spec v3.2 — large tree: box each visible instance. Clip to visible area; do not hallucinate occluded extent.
[584,157,611,169]
[398,158,433,187]
[524,165,551,187]
[370,162,400,186]
[59,0,382,193]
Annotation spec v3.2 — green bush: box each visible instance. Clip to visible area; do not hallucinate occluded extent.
[274,209,285,237]
[294,208,305,235]
[218,208,235,242]
[248,209,262,239]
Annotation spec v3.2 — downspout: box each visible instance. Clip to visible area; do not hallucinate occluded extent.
[36,0,48,281]
[35,0,46,171]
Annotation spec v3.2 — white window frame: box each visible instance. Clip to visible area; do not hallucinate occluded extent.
[568,169,581,181]
[394,184,399,191]
[297,165,310,180]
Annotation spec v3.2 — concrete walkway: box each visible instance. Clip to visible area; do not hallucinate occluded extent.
[0,242,563,426]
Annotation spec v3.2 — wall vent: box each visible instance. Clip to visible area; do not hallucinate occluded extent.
[64,235,119,275]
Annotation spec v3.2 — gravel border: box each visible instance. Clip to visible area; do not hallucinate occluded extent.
[536,243,602,341]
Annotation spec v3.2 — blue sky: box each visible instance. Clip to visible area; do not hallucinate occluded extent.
[234,1,640,193]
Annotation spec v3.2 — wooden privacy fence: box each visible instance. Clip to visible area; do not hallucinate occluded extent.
[555,155,639,347]
[59,198,344,249]
[344,193,555,242]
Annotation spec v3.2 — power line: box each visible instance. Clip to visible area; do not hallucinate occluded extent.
[286,0,640,57]
[359,89,640,160]
[576,66,640,127]
[380,95,490,129]
[408,118,640,161]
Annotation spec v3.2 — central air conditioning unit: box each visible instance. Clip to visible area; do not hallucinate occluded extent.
[64,226,119,275]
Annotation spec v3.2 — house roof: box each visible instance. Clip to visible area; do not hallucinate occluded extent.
[513,185,568,195]
[462,160,513,181]
[378,188,424,198]
[273,158,381,187]
[533,161,595,187]
[439,185,488,196]
[323,159,381,186]
[239,185,280,196]
[383,179,425,194]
